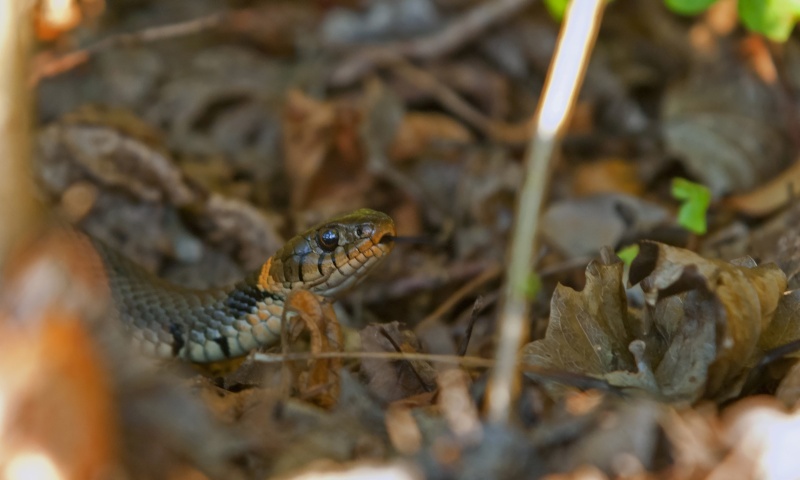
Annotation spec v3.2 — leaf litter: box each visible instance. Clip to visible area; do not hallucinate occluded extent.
[7,0,800,479]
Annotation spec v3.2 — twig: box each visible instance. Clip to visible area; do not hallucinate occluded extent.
[329,0,537,86]
[415,263,501,333]
[31,12,225,84]
[485,1,607,425]
[360,259,495,303]
[0,0,41,269]
[378,325,435,393]
[457,296,484,357]
[390,60,534,143]
[252,351,615,392]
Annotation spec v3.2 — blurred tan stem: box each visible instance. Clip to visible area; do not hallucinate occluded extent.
[485,0,606,424]
[0,0,41,268]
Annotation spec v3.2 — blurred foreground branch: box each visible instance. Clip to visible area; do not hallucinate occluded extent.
[0,0,41,269]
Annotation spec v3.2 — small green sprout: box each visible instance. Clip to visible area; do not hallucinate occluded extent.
[616,244,640,267]
[547,0,800,42]
[672,177,711,235]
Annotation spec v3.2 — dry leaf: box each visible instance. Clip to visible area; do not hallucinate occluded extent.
[525,242,789,403]
[775,360,800,407]
[37,106,197,205]
[725,156,800,217]
[282,89,337,210]
[389,112,473,163]
[572,158,643,197]
[523,253,635,376]
[662,64,789,197]
[360,322,437,404]
[541,194,669,257]
[282,90,371,213]
[631,242,786,400]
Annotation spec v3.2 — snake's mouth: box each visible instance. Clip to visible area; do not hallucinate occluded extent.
[371,218,397,252]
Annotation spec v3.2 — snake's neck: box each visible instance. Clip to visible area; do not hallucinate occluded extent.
[97,241,291,362]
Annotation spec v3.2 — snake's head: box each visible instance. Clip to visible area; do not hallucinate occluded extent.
[265,209,396,298]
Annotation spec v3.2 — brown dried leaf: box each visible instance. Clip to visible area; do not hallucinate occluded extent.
[282,89,336,209]
[282,90,371,213]
[758,289,800,353]
[389,112,473,163]
[360,322,437,403]
[522,252,647,392]
[572,158,643,197]
[525,242,789,403]
[631,242,787,400]
[662,64,789,197]
[725,156,800,217]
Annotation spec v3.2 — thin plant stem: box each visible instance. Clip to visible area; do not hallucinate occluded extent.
[484,0,607,424]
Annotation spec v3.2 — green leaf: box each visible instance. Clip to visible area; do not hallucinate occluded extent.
[739,0,800,41]
[544,0,569,21]
[664,0,717,15]
[616,244,640,267]
[671,178,710,235]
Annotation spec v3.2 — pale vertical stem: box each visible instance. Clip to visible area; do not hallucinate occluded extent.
[0,0,41,268]
[485,0,606,424]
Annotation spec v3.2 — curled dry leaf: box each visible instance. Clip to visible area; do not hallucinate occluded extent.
[631,242,786,400]
[522,251,643,395]
[662,64,789,197]
[524,242,791,403]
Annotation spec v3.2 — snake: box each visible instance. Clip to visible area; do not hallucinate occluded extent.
[93,209,395,363]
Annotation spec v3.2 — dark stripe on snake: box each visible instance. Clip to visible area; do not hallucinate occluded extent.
[169,322,185,357]
[213,336,231,358]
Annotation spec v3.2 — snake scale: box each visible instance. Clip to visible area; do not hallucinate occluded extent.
[94,209,395,363]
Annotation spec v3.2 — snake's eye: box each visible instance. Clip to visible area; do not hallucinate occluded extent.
[317,228,339,252]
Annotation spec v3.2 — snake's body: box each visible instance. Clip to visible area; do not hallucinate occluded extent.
[97,209,395,363]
